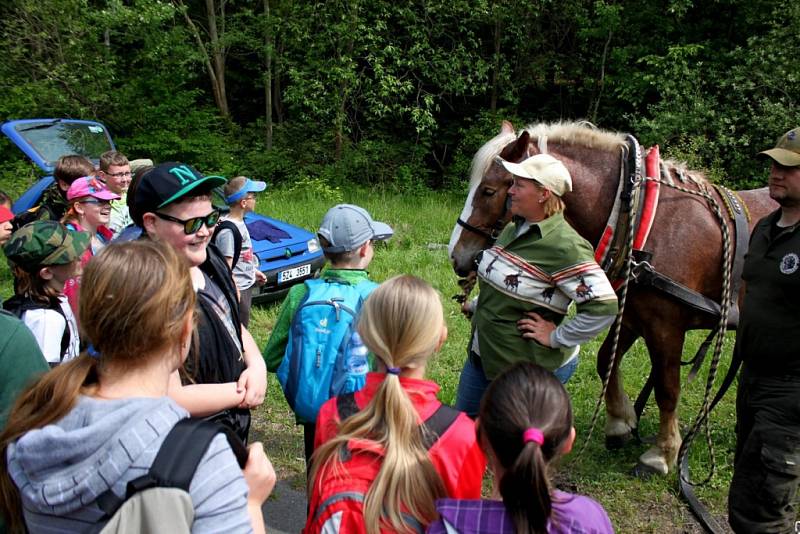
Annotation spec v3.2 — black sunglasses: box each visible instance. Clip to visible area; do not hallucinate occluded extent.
[153,210,221,235]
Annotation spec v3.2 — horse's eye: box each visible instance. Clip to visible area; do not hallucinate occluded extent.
[482,188,496,197]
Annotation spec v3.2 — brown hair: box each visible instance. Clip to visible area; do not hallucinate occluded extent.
[318,235,361,265]
[223,176,248,205]
[53,155,94,186]
[309,275,447,534]
[99,150,129,172]
[479,362,573,534]
[10,265,64,304]
[0,240,195,532]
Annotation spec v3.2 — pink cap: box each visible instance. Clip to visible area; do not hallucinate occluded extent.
[67,176,121,202]
[0,205,13,223]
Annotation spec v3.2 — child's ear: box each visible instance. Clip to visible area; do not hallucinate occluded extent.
[38,266,54,281]
[561,426,577,455]
[358,240,371,258]
[142,212,158,235]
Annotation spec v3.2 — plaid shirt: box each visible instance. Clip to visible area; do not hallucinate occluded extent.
[427,491,614,534]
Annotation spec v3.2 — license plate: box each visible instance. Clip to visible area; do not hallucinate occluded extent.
[278,263,311,283]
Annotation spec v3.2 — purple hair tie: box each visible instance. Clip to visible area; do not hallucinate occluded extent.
[386,367,402,376]
[522,427,544,446]
[86,344,101,359]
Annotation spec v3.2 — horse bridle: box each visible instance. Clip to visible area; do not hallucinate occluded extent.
[455,216,505,243]
[455,195,510,244]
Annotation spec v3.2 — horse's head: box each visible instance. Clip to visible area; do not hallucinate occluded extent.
[448,121,531,276]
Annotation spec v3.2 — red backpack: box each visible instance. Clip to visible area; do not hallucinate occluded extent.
[304,393,459,534]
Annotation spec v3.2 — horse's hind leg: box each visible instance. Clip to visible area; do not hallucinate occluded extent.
[635,328,685,476]
[599,325,639,449]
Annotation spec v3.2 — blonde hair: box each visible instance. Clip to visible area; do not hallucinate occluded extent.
[309,275,447,534]
[542,190,565,218]
[0,241,195,532]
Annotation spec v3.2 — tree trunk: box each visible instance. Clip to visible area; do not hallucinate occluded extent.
[174,0,230,120]
[205,0,230,119]
[273,35,284,124]
[263,0,273,150]
[490,14,501,112]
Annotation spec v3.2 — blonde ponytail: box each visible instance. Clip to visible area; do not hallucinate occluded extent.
[310,275,447,533]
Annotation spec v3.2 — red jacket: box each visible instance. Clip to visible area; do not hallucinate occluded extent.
[313,372,486,500]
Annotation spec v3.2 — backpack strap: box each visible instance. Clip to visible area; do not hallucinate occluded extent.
[212,220,243,268]
[335,393,460,451]
[420,404,460,450]
[96,419,247,519]
[3,295,70,362]
[336,392,360,422]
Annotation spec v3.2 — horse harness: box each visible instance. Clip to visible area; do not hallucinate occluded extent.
[598,135,751,329]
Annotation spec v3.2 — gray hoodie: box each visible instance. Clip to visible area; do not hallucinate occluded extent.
[7,396,251,533]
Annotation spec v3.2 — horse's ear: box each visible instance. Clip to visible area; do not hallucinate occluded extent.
[501,120,515,135]
[499,131,530,163]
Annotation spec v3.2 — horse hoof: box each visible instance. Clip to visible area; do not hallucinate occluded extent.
[631,462,662,479]
[605,433,633,450]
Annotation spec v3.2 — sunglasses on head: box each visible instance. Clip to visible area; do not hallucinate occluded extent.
[153,210,221,235]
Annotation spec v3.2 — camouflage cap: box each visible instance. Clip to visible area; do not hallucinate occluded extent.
[759,127,800,166]
[3,220,90,272]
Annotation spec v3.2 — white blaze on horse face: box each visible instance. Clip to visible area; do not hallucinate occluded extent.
[447,183,478,257]
[448,129,518,264]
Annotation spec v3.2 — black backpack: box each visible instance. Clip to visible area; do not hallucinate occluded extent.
[212,220,243,269]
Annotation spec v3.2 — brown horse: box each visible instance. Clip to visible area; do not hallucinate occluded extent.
[448,121,777,475]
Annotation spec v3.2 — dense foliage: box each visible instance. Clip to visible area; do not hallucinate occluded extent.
[1,0,798,190]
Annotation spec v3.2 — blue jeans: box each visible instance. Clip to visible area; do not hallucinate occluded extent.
[455,351,579,418]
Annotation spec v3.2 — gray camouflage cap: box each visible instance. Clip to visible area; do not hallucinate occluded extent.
[3,220,91,272]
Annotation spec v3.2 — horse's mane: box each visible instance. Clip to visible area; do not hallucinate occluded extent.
[471,120,709,188]
[523,121,626,152]
[469,129,517,188]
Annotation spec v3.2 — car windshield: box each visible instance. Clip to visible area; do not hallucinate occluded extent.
[11,120,113,167]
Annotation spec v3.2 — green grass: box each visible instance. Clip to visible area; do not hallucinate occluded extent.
[0,181,738,532]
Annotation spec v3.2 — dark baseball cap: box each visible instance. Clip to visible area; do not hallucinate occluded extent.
[4,221,90,272]
[128,162,227,226]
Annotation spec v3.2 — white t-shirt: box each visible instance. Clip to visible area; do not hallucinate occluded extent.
[22,296,80,365]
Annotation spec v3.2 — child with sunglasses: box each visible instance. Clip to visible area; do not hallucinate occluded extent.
[128,162,267,443]
[61,177,120,318]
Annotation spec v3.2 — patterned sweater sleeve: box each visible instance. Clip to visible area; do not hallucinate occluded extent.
[549,240,618,348]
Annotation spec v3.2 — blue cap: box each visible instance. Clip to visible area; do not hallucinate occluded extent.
[225,178,267,204]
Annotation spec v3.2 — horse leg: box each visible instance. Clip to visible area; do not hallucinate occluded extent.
[599,325,639,449]
[634,327,685,476]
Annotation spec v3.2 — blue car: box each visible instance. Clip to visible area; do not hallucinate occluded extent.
[2,118,324,304]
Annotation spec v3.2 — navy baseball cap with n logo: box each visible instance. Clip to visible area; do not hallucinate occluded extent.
[128,162,227,226]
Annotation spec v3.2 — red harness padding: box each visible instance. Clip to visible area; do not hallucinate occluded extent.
[595,145,661,289]
[633,145,661,251]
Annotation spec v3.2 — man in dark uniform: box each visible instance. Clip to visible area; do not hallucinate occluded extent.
[728,127,800,533]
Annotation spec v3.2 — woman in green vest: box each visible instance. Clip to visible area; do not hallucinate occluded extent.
[455,154,618,416]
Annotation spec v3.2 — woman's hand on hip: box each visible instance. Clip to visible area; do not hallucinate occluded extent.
[517,312,555,347]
